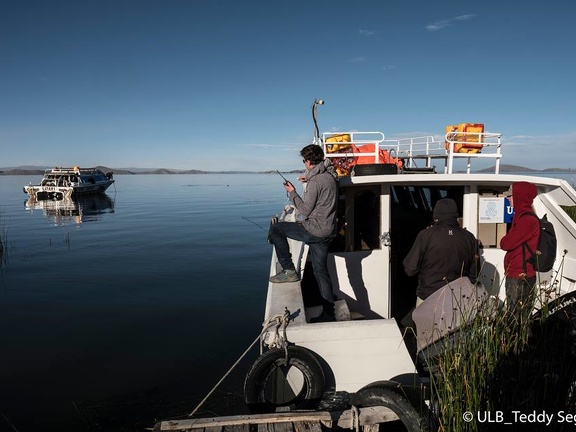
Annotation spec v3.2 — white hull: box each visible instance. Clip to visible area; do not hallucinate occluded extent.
[24,166,114,200]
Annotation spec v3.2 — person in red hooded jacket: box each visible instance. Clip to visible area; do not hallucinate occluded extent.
[500,181,540,312]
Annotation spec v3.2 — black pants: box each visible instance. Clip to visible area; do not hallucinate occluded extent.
[505,276,537,327]
[269,222,335,307]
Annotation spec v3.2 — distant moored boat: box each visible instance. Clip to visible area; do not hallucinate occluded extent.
[23,166,114,200]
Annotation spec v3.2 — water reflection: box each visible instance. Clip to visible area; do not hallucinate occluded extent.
[25,194,115,224]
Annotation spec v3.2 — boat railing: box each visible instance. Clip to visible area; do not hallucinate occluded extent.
[383,135,440,169]
[321,130,503,175]
[322,131,386,162]
[47,167,103,175]
[390,131,503,174]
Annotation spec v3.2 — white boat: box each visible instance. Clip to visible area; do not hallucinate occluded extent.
[23,166,114,200]
[157,102,576,431]
[248,103,576,427]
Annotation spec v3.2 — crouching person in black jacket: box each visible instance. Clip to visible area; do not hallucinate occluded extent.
[403,198,480,306]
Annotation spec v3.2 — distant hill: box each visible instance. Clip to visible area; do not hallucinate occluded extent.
[3,164,572,176]
[1,168,46,175]
[0,166,301,175]
[476,164,575,173]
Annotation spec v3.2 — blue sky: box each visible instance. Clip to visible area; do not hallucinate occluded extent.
[1,0,575,172]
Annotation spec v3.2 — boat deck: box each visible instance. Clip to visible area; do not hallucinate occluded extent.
[154,407,399,431]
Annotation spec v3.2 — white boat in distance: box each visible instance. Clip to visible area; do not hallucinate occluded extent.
[157,101,576,432]
[23,166,114,200]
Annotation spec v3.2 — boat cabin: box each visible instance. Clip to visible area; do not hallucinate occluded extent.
[24,166,114,200]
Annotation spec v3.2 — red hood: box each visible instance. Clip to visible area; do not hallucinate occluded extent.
[512,181,537,213]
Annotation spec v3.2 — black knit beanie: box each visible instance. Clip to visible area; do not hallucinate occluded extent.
[433,198,459,221]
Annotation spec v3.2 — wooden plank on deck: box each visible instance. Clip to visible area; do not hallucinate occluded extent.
[293,421,322,432]
[158,406,399,431]
[223,424,250,432]
[269,421,294,432]
[333,407,399,429]
[159,413,327,431]
[363,425,379,432]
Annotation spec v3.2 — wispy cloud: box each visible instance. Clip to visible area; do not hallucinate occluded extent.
[349,56,367,63]
[426,14,476,32]
[359,29,377,37]
[502,133,576,169]
[382,65,396,71]
[507,133,576,148]
[245,143,279,149]
[245,142,306,151]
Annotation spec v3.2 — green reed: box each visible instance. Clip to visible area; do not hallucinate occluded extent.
[561,205,576,221]
[426,207,576,431]
[427,252,576,432]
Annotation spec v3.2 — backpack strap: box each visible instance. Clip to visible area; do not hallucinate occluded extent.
[521,241,535,275]
[520,212,539,274]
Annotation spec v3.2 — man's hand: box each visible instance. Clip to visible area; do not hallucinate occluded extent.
[284,181,295,193]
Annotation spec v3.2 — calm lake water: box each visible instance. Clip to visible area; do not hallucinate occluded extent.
[0,174,291,431]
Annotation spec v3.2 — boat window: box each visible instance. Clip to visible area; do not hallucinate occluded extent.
[330,186,381,252]
[353,189,380,250]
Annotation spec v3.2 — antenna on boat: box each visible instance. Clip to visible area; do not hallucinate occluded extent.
[312,98,324,146]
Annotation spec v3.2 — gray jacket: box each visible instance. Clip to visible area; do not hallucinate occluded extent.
[289,162,338,238]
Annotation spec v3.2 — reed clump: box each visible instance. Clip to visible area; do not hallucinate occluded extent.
[561,205,576,221]
[427,275,576,431]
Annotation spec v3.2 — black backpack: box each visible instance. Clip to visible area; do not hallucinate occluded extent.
[521,212,557,272]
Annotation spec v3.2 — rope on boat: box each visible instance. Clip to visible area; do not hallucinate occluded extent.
[262,307,291,351]
[188,308,292,417]
[350,405,360,432]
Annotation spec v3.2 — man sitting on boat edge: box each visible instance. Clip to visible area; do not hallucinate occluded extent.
[268,144,339,323]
